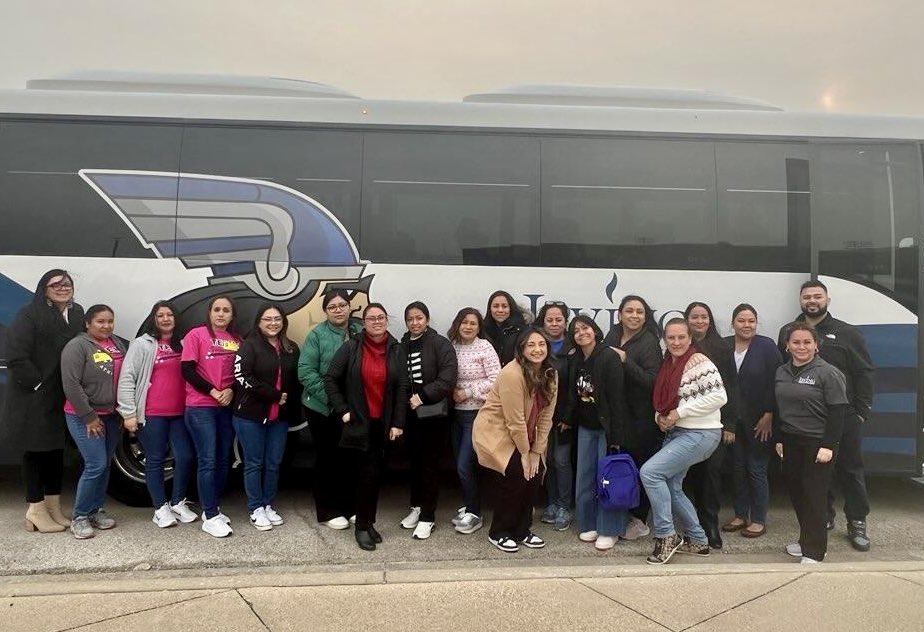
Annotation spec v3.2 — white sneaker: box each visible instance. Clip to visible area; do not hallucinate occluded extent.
[412,521,435,540]
[622,517,651,541]
[152,503,178,528]
[201,510,232,525]
[401,506,421,529]
[579,530,599,542]
[786,542,802,557]
[595,536,617,551]
[800,556,820,564]
[451,506,467,527]
[250,507,273,531]
[454,513,483,535]
[349,515,356,525]
[201,515,232,538]
[170,499,198,523]
[323,516,350,530]
[264,505,283,526]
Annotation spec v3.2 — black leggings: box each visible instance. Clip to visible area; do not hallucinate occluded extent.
[23,449,64,503]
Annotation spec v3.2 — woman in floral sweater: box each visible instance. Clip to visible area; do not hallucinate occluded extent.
[447,308,500,535]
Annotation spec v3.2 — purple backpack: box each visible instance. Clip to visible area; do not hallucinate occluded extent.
[597,452,640,510]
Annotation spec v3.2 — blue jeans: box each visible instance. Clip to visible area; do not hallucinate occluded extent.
[232,417,289,511]
[575,426,627,537]
[65,413,121,517]
[545,425,574,511]
[136,415,196,508]
[732,419,771,524]
[640,427,721,543]
[184,406,234,519]
[450,409,480,516]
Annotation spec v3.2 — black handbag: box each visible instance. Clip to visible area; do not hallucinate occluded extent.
[415,398,449,419]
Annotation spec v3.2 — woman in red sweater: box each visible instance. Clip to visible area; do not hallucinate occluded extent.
[324,303,408,551]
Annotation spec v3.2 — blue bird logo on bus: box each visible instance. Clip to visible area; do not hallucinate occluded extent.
[78,169,373,337]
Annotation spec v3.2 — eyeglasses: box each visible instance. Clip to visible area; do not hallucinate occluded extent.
[326,303,349,312]
[364,315,387,323]
[544,301,566,307]
[47,281,73,290]
[260,316,283,323]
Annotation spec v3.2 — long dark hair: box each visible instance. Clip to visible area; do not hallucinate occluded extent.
[249,302,295,353]
[447,307,485,343]
[204,295,241,340]
[684,301,720,340]
[33,268,74,304]
[514,328,557,401]
[618,294,660,337]
[139,300,182,352]
[568,313,604,346]
[485,290,526,328]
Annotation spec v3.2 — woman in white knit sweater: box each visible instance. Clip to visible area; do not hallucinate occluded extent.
[447,308,501,535]
[640,318,727,565]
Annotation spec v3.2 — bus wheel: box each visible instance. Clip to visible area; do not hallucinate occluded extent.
[108,431,166,507]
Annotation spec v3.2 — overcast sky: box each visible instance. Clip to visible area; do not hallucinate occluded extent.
[2,1,922,115]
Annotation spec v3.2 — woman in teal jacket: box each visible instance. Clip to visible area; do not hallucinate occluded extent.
[298,289,362,529]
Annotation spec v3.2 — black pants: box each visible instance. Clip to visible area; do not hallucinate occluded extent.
[783,433,835,561]
[346,418,384,530]
[685,442,726,534]
[627,418,663,521]
[827,414,870,523]
[489,450,544,541]
[307,409,356,522]
[406,415,448,522]
[23,449,64,503]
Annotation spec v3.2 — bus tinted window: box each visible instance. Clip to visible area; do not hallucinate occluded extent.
[815,143,920,311]
[540,138,717,269]
[179,126,363,254]
[0,121,182,257]
[716,142,811,272]
[360,133,540,265]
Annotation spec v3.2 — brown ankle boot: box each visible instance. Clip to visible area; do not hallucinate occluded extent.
[44,495,71,527]
[25,501,66,533]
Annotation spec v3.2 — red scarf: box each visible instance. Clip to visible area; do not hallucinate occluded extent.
[361,334,388,419]
[652,347,696,415]
[526,390,548,446]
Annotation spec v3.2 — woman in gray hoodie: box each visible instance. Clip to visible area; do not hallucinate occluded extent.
[61,304,127,539]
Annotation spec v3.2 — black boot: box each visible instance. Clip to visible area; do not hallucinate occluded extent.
[847,519,871,552]
[704,523,723,550]
[355,528,376,551]
[368,526,383,544]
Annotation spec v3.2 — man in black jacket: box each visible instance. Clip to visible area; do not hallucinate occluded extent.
[778,280,875,552]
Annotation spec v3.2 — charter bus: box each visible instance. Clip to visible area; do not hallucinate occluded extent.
[0,73,920,503]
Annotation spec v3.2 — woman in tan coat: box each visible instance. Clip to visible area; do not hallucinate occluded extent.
[474,329,557,553]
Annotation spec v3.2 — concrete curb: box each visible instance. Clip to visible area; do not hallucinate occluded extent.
[3,558,924,598]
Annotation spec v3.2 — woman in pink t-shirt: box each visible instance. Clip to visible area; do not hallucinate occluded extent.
[117,300,198,529]
[181,295,241,538]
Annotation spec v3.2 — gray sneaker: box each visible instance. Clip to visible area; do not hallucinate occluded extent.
[553,507,573,531]
[540,505,558,524]
[71,516,94,539]
[454,512,483,534]
[89,510,116,530]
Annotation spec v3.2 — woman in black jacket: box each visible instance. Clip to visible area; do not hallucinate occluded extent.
[2,269,84,533]
[483,290,527,366]
[399,301,458,540]
[232,303,301,531]
[325,303,408,551]
[602,295,662,539]
[684,301,738,549]
[567,314,628,551]
[537,301,575,532]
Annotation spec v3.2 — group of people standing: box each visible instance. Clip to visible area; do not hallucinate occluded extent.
[2,269,874,567]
